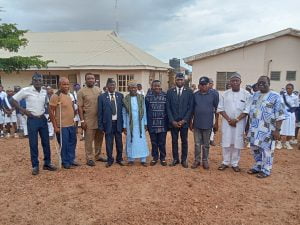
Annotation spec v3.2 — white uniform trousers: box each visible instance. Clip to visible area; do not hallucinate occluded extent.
[44,114,54,137]
[222,146,241,167]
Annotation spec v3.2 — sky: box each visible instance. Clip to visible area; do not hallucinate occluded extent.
[0,0,300,67]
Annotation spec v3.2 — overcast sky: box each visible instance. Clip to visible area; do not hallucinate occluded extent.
[1,0,299,66]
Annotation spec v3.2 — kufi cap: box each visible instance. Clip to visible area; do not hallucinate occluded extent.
[32,73,43,80]
[175,73,184,80]
[199,76,210,85]
[229,72,241,80]
[128,80,138,87]
[106,78,116,85]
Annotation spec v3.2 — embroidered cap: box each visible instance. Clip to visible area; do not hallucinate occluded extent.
[199,76,209,85]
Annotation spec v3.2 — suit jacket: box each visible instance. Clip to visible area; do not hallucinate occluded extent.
[98,91,124,133]
[166,87,194,128]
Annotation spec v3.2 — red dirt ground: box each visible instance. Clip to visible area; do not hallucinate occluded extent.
[0,131,299,225]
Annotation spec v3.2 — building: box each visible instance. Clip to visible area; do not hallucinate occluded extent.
[0,30,171,92]
[184,28,300,92]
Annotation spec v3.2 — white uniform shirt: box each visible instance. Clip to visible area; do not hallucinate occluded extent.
[217,88,251,149]
[13,86,47,116]
[108,92,117,120]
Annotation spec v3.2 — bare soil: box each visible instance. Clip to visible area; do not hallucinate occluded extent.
[0,131,299,225]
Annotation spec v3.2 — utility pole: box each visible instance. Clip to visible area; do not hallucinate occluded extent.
[115,0,119,34]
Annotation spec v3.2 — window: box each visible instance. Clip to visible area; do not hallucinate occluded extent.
[117,74,134,92]
[94,74,100,87]
[149,71,155,84]
[159,72,163,82]
[286,71,296,81]
[216,72,235,91]
[270,71,281,81]
[42,74,59,89]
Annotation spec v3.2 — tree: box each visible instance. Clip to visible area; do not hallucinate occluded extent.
[0,23,53,73]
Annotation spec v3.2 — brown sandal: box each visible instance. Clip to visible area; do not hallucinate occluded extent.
[247,169,259,174]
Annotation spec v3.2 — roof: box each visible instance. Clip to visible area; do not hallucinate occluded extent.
[184,28,300,64]
[0,30,170,71]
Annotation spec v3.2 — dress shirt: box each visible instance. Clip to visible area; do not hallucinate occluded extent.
[13,86,47,116]
[109,92,117,120]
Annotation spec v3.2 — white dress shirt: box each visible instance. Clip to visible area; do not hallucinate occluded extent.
[176,87,182,96]
[13,86,47,116]
[109,92,117,120]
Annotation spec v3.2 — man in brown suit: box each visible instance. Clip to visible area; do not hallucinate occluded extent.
[78,73,106,166]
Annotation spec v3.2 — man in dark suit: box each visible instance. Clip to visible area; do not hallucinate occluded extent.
[98,78,124,167]
[166,73,194,168]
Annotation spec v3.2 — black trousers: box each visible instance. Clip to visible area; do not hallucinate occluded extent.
[170,127,188,162]
[105,121,123,164]
[149,132,167,161]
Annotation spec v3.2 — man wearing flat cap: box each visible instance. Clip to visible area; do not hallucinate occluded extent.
[190,76,219,170]
[167,73,194,168]
[11,73,57,175]
[217,72,251,172]
[98,78,125,167]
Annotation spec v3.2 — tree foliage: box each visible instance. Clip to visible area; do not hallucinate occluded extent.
[0,23,53,73]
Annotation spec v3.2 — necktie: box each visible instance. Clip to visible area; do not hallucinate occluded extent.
[110,94,116,115]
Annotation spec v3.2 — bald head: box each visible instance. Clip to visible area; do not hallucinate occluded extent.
[59,77,70,93]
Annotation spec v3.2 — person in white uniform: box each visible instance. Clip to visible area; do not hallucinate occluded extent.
[0,85,8,137]
[277,83,299,150]
[217,73,251,172]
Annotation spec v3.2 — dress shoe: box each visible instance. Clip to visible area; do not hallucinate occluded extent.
[218,164,229,171]
[116,161,125,166]
[232,166,241,172]
[150,160,158,166]
[63,164,72,169]
[96,157,107,162]
[202,161,209,170]
[141,162,148,167]
[191,161,200,169]
[105,162,113,168]
[71,162,80,167]
[43,164,57,171]
[127,161,134,166]
[181,161,188,168]
[169,160,180,166]
[87,160,96,167]
[32,167,39,175]
[160,160,167,166]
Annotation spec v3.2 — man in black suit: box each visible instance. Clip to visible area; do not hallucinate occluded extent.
[166,73,194,168]
[98,78,124,167]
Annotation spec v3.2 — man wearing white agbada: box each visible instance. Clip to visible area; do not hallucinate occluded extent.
[277,83,299,150]
[217,73,251,172]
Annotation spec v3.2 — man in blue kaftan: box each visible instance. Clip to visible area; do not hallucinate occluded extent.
[248,76,286,178]
[123,81,149,166]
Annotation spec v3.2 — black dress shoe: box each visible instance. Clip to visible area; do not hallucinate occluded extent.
[43,164,57,171]
[105,162,113,168]
[150,160,158,166]
[63,164,72,169]
[169,160,180,166]
[116,161,125,166]
[160,160,167,166]
[141,162,148,167]
[191,161,200,169]
[181,161,188,168]
[96,157,107,162]
[87,160,96,167]
[32,167,39,175]
[71,162,80,167]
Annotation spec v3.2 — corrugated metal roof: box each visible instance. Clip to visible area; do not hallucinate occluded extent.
[0,30,170,70]
[184,28,300,64]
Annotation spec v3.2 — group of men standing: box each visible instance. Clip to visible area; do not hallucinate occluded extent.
[8,71,295,179]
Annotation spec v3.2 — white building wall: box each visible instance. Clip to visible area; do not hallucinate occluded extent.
[190,36,300,92]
